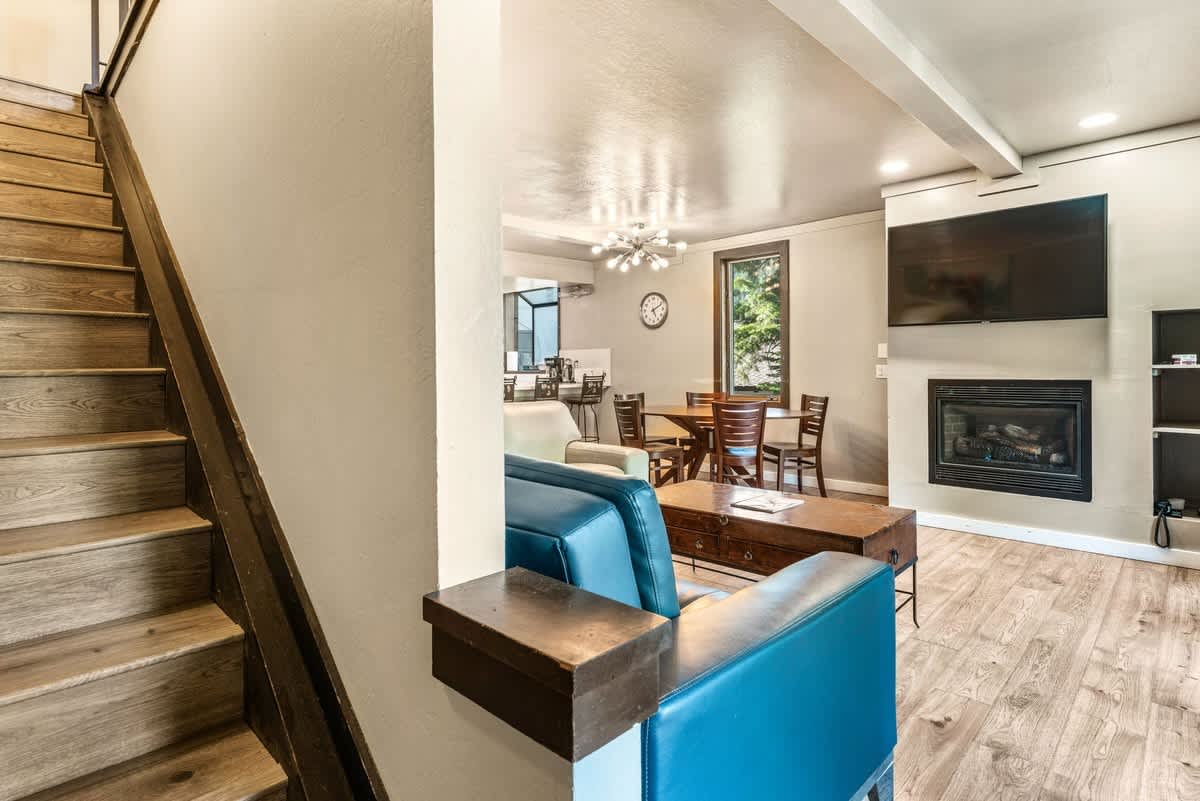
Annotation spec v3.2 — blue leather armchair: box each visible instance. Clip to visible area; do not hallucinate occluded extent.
[504,454,897,801]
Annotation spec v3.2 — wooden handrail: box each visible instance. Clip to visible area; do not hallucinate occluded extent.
[84,92,388,801]
[94,0,159,97]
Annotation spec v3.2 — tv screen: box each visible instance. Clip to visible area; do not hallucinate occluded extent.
[887,194,1107,326]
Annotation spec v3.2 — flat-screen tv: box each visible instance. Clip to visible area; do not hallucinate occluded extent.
[888,194,1107,326]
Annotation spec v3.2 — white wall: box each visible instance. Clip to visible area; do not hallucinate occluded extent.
[115,0,571,797]
[886,131,1200,555]
[0,0,119,91]
[561,211,889,490]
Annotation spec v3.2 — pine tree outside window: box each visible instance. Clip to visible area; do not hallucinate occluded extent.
[713,241,790,405]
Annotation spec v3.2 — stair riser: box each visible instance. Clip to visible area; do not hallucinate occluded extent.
[0,122,93,162]
[0,149,103,192]
[0,643,243,801]
[0,99,88,137]
[0,181,113,225]
[0,444,185,529]
[0,312,148,368]
[0,532,210,647]
[0,262,133,313]
[0,79,81,114]
[0,374,162,437]
[0,216,122,265]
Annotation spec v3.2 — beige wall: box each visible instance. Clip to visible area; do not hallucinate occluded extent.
[0,0,119,91]
[115,0,571,797]
[561,211,889,490]
[886,132,1200,555]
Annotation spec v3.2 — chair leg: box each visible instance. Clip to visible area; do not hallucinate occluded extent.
[775,458,783,491]
[816,457,827,497]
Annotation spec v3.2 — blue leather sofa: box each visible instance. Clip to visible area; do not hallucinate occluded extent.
[504,454,897,801]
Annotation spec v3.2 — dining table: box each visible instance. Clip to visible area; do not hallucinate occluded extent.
[641,404,817,481]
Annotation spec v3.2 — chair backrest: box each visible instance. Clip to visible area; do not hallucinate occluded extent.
[504,454,682,618]
[503,376,516,402]
[712,400,767,476]
[613,397,645,447]
[801,393,831,442]
[534,376,559,400]
[686,391,725,407]
[502,400,581,463]
[580,373,605,404]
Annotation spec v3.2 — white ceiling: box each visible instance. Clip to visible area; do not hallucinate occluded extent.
[872,0,1200,154]
[502,0,968,253]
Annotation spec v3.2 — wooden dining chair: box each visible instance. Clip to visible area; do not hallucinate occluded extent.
[711,400,767,487]
[763,394,830,495]
[564,373,605,442]
[686,391,725,479]
[614,392,681,446]
[533,376,559,400]
[613,397,684,487]
[503,376,516,403]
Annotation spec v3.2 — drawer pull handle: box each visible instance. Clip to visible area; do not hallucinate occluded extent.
[889,548,899,565]
[744,550,754,561]
[718,514,729,526]
[694,538,704,551]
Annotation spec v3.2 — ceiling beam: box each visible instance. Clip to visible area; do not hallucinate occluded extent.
[769,0,1023,177]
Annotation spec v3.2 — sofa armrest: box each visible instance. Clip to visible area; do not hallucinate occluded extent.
[564,440,650,481]
[644,552,896,801]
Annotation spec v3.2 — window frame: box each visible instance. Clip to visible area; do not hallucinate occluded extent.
[712,240,790,407]
[505,287,561,370]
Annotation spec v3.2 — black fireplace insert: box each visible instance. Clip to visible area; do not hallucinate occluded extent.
[928,380,1092,502]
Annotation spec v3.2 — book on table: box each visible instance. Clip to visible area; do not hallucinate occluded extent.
[730,493,805,514]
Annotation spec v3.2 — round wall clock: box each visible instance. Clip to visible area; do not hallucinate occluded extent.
[640,292,669,329]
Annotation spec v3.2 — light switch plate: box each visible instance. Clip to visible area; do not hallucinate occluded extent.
[877,343,888,359]
[875,364,888,379]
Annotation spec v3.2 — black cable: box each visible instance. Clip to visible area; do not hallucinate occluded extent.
[1154,505,1172,549]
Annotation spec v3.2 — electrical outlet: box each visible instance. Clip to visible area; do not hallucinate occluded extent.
[875,364,888,379]
[877,343,888,359]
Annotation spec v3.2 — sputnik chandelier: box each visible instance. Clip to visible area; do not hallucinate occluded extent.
[591,223,687,273]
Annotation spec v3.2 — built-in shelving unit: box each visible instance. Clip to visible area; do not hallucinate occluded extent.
[1152,309,1200,525]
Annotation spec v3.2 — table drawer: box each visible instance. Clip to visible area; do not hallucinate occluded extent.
[661,506,725,534]
[666,527,719,558]
[719,536,811,574]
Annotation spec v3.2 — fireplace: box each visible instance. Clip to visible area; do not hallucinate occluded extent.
[929,380,1092,502]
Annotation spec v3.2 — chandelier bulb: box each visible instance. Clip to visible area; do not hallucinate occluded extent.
[675,241,688,252]
[606,256,620,269]
[632,252,642,266]
[591,244,603,255]
[619,260,630,273]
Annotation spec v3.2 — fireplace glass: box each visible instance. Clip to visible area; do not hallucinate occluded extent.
[929,380,1092,501]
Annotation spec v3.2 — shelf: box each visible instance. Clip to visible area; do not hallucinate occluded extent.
[1154,425,1200,435]
[1152,364,1200,370]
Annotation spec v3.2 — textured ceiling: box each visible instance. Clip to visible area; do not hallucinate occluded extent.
[873,0,1200,154]
[502,0,968,250]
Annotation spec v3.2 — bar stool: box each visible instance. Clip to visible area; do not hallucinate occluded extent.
[564,374,605,442]
[533,376,559,400]
[503,376,516,402]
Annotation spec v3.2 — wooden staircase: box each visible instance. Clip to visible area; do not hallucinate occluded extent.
[0,76,287,801]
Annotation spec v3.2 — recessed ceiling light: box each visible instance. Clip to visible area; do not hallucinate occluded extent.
[880,160,909,175]
[1079,111,1118,129]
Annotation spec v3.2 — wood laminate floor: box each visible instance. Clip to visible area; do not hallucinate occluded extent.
[673,486,1200,801]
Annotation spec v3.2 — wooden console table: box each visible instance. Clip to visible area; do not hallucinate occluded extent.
[655,481,919,624]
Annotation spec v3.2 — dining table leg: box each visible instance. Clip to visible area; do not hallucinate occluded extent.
[666,415,710,480]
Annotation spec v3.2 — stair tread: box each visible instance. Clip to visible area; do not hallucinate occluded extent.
[0,306,147,319]
[0,367,164,377]
[29,726,286,801]
[0,176,112,199]
[0,96,88,121]
[0,210,122,232]
[0,255,134,273]
[0,144,100,168]
[0,430,185,458]
[0,507,211,566]
[0,603,240,708]
[0,119,95,143]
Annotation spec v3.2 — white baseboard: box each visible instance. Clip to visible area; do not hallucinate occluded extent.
[918,511,1200,570]
[756,465,888,498]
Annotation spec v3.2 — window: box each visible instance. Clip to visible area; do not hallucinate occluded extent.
[713,241,789,404]
[504,287,559,370]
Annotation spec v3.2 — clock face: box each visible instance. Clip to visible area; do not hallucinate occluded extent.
[640,292,668,329]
